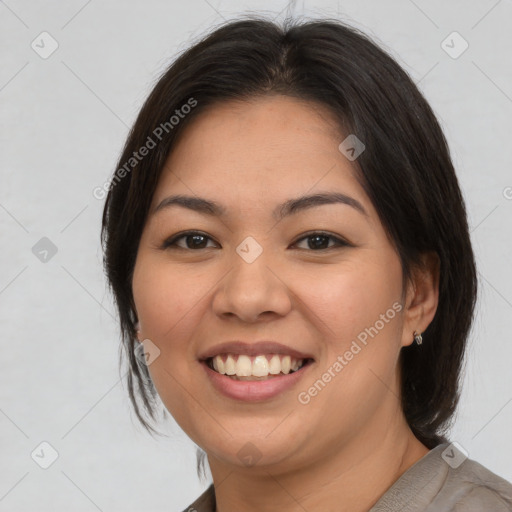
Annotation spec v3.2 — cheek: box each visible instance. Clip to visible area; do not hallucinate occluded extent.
[132,258,197,393]
[132,258,206,433]
[132,255,202,340]
[295,255,403,411]
[295,255,402,347]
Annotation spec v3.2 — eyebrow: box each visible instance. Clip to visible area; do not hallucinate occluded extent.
[152,192,368,221]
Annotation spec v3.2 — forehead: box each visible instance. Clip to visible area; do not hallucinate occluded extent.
[151,95,375,223]
[172,94,345,155]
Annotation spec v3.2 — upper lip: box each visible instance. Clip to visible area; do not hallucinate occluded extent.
[198,341,315,361]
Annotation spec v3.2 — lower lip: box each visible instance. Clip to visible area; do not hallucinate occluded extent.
[201,360,313,402]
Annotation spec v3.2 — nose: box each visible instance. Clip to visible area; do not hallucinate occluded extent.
[211,245,292,323]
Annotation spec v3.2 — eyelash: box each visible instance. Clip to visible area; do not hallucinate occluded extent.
[161,230,350,251]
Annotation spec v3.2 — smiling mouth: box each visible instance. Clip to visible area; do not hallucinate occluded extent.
[205,354,314,381]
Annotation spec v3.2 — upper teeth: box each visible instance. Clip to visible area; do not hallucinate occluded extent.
[211,354,304,377]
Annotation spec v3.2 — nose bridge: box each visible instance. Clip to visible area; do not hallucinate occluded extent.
[212,235,292,322]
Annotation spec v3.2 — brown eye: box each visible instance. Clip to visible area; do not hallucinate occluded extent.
[293,232,349,251]
[162,230,349,252]
[163,231,218,250]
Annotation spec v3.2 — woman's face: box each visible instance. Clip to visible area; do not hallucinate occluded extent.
[132,95,424,470]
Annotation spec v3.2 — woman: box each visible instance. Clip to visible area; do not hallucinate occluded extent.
[101,16,512,511]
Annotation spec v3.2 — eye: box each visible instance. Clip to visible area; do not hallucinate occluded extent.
[162,231,218,250]
[161,230,350,251]
[292,231,350,251]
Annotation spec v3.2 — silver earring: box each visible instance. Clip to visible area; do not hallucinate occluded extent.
[134,322,142,343]
[413,331,423,345]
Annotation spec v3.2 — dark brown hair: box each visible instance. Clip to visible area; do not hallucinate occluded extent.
[101,15,477,467]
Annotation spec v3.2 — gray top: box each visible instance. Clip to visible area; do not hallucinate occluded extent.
[182,442,512,511]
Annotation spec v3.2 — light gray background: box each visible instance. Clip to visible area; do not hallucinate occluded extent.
[1,1,511,510]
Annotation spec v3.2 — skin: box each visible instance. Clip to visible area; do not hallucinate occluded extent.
[132,95,440,512]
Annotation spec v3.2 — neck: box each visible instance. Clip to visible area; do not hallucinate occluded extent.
[207,412,430,512]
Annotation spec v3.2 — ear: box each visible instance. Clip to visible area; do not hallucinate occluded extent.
[401,251,440,348]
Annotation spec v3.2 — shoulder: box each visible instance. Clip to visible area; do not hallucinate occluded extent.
[442,451,512,511]
[181,484,216,512]
[453,485,512,511]
[371,442,512,512]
